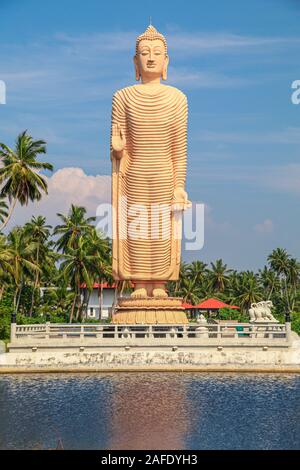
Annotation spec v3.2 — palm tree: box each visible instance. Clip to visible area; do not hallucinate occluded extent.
[234,271,262,312]
[258,266,279,300]
[0,234,14,300]
[177,277,201,304]
[224,270,239,304]
[286,258,300,312]
[287,258,300,288]
[173,261,190,295]
[54,204,96,252]
[87,228,112,319]
[268,248,293,312]
[0,131,53,230]
[208,259,233,293]
[187,260,208,286]
[268,248,291,277]
[60,236,95,322]
[7,227,40,312]
[42,285,75,320]
[23,216,53,316]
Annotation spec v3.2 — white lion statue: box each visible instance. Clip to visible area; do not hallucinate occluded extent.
[248,301,278,323]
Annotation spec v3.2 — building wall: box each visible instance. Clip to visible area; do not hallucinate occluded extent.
[40,286,117,321]
[87,288,116,320]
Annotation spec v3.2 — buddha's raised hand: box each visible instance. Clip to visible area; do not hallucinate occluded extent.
[112,123,126,157]
[171,187,192,212]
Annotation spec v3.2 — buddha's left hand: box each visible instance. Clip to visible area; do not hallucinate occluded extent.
[171,188,192,212]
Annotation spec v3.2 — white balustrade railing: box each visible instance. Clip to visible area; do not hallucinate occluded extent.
[10,322,291,345]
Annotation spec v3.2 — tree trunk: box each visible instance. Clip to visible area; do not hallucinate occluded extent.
[0,196,18,231]
[267,282,275,300]
[69,295,76,323]
[284,277,291,312]
[75,289,83,322]
[98,284,101,320]
[111,281,119,316]
[29,275,39,317]
[13,288,18,311]
[81,289,90,321]
[29,247,40,317]
[86,291,91,320]
[100,283,103,320]
[15,282,23,314]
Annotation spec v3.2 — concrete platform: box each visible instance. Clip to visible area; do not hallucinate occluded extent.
[1,337,300,374]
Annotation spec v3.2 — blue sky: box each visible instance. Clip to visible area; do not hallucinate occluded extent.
[0,0,300,270]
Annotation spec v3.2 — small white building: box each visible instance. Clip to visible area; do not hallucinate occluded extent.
[84,283,116,320]
[40,283,118,320]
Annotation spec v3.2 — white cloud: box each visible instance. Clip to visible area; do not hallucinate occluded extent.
[55,30,300,56]
[254,219,274,234]
[195,127,300,144]
[168,32,297,54]
[168,68,253,89]
[188,162,300,197]
[1,29,297,106]
[7,167,111,230]
[203,203,233,232]
[262,163,300,194]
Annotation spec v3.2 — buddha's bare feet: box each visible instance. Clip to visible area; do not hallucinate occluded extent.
[152,288,168,298]
[131,287,147,299]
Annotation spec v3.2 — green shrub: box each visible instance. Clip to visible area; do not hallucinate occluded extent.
[291,312,300,336]
[0,311,11,340]
[83,317,112,324]
[218,307,248,322]
[0,293,13,340]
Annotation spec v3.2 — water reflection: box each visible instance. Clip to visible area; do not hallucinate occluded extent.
[0,372,299,450]
[108,373,191,449]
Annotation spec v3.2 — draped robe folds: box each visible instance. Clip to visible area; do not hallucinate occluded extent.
[111,84,188,281]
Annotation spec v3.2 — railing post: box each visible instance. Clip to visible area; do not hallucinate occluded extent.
[10,312,17,342]
[80,325,84,339]
[169,327,177,339]
[96,326,103,339]
[148,325,153,339]
[45,322,50,339]
[285,322,292,344]
[249,324,254,339]
[217,323,221,339]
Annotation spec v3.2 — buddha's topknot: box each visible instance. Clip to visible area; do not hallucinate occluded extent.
[135,24,168,55]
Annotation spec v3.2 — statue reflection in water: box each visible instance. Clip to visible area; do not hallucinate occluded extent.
[106,373,192,450]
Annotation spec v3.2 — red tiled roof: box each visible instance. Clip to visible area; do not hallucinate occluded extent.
[80,282,116,289]
[182,302,197,309]
[80,282,135,289]
[195,298,240,309]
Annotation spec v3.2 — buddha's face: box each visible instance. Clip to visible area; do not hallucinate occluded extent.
[134,39,169,81]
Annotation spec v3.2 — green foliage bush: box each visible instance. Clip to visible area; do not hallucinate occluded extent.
[0,311,11,340]
[218,307,249,322]
[291,313,300,336]
[83,317,112,324]
[0,291,14,340]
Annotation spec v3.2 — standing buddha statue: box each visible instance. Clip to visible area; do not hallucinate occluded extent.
[111,24,190,323]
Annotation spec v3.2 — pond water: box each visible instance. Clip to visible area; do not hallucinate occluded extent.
[0,372,299,450]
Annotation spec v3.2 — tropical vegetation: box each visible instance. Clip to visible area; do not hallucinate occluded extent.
[0,132,299,340]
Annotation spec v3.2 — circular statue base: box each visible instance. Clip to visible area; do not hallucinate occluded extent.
[112,297,188,324]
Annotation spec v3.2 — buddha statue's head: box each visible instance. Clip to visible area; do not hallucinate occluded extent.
[134,25,169,82]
